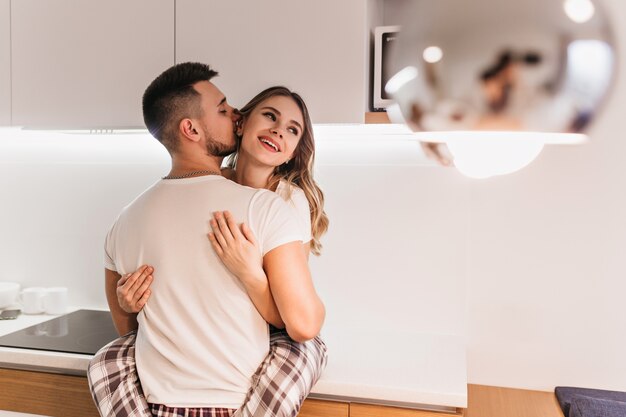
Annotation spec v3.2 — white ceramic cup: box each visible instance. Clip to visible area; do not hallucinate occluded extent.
[0,282,20,309]
[42,287,68,315]
[21,287,47,314]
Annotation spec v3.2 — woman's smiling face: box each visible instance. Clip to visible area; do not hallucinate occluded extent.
[239,95,304,168]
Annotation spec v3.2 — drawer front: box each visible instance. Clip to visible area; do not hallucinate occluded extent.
[299,399,350,417]
[0,368,99,417]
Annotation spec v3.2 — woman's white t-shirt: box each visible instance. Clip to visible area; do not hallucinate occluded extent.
[275,180,312,244]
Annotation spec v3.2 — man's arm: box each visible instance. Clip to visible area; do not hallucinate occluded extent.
[105,268,138,336]
[264,241,325,342]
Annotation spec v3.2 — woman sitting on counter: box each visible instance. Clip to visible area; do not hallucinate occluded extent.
[88,78,329,417]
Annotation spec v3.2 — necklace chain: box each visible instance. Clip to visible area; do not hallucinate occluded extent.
[162,170,221,180]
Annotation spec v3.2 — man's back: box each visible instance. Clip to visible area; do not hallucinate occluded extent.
[104,175,302,408]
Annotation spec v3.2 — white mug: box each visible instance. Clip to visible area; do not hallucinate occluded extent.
[0,282,20,309]
[20,287,47,314]
[43,287,68,315]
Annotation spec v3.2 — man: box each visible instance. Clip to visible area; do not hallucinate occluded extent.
[101,62,325,415]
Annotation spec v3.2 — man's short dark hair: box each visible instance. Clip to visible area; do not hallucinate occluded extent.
[142,62,218,152]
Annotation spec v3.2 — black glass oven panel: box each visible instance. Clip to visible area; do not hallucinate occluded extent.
[0,309,119,355]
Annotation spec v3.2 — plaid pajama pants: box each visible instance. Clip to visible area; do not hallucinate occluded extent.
[87,328,328,417]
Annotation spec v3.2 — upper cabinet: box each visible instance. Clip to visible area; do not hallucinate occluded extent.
[0,0,10,126]
[11,0,174,128]
[7,1,371,128]
[175,0,368,124]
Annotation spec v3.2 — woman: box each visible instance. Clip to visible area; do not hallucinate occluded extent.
[88,86,329,417]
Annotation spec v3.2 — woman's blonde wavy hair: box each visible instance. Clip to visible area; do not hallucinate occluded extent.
[225,86,329,255]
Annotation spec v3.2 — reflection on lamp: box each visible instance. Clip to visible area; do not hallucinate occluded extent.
[385,66,418,95]
[423,46,443,64]
[409,129,587,179]
[446,135,544,179]
[564,0,595,23]
[385,0,614,179]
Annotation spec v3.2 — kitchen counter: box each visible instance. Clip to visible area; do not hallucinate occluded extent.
[310,327,467,411]
[0,309,467,411]
[0,308,94,377]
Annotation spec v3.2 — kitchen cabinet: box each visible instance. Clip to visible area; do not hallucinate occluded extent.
[0,0,9,126]
[0,368,463,417]
[1,371,563,417]
[8,0,372,128]
[0,369,98,417]
[10,0,174,128]
[299,399,349,417]
[0,369,347,417]
[175,0,368,123]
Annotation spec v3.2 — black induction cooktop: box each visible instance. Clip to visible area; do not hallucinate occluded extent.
[0,309,119,355]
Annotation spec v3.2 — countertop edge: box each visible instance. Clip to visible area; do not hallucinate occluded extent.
[0,347,90,376]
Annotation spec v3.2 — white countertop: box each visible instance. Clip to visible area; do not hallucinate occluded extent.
[0,309,467,410]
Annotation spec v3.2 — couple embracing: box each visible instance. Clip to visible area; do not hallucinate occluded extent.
[88,62,329,417]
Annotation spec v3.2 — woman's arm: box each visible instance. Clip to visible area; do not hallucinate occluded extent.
[264,242,325,342]
[209,211,285,328]
[105,268,138,336]
[104,265,154,337]
[116,265,153,313]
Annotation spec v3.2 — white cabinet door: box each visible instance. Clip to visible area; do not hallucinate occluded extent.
[0,0,9,126]
[176,0,367,124]
[11,0,174,128]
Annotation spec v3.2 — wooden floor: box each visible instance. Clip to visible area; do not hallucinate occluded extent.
[465,385,564,417]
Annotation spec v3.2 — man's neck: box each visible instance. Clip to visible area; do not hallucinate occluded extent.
[168,153,224,178]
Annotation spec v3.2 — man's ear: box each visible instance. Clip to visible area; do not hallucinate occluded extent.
[180,118,201,142]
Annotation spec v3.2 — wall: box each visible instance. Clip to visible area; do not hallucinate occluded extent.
[0,131,170,308]
[0,0,9,125]
[464,0,626,392]
[0,127,467,350]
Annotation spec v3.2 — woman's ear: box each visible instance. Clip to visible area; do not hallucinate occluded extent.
[236,119,244,136]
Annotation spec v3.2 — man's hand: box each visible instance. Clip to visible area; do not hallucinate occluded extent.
[116,265,153,313]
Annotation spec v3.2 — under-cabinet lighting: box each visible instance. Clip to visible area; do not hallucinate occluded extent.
[564,0,596,23]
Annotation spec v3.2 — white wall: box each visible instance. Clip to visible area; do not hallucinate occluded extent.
[0,0,10,125]
[465,0,626,392]
[0,128,467,342]
[0,131,170,309]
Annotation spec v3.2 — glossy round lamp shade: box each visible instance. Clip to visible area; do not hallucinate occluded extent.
[385,0,616,177]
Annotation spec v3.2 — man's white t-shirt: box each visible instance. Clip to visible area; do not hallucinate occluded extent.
[104,175,302,408]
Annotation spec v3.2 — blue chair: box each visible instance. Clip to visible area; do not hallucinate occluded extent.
[555,386,626,417]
